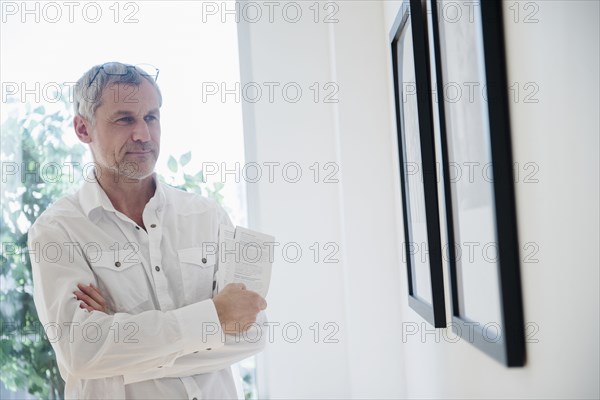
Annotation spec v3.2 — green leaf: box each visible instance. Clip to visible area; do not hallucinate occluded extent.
[167,156,178,173]
[179,151,192,167]
[1,99,72,397]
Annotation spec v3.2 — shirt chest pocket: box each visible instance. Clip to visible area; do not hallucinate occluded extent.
[89,250,153,313]
[177,247,216,304]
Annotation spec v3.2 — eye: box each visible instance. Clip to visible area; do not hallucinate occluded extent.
[117,116,134,123]
[144,115,158,122]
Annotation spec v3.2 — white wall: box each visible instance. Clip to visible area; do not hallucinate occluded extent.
[238,1,405,398]
[383,0,600,398]
[239,0,599,398]
[237,5,350,399]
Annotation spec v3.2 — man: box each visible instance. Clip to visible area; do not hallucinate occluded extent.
[28,62,267,399]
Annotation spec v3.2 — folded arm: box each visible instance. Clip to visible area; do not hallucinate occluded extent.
[74,280,268,384]
[30,219,266,381]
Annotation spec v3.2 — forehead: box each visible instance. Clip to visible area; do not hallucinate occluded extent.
[98,80,160,113]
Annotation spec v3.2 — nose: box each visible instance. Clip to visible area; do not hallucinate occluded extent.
[131,119,151,143]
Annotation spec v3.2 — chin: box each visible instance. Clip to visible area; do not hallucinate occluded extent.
[118,160,156,181]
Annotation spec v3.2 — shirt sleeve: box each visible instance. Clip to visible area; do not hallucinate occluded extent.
[29,217,226,380]
[123,311,269,384]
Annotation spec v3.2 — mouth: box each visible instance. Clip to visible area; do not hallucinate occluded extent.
[126,150,153,155]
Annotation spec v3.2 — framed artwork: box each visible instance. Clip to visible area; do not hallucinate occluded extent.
[390,0,446,328]
[427,0,526,365]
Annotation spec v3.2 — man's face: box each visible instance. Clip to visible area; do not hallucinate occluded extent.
[76,79,161,181]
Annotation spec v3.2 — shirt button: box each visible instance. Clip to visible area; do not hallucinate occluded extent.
[135,226,140,230]
[115,261,121,268]
[150,223,157,228]
[193,351,199,353]
[202,257,207,264]
[157,365,162,368]
[212,281,216,290]
[192,397,198,400]
[206,347,212,351]
[155,266,160,272]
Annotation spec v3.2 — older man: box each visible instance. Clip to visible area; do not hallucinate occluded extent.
[28,62,267,399]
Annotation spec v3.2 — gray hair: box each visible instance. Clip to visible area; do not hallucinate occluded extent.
[73,62,162,123]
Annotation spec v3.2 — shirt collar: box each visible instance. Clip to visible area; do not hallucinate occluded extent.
[79,172,166,222]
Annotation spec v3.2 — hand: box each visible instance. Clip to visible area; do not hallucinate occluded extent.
[212,283,267,334]
[74,283,113,314]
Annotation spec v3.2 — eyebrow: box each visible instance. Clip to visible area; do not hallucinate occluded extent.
[109,110,133,118]
[109,109,160,118]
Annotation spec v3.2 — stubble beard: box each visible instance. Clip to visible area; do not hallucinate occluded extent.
[116,151,158,181]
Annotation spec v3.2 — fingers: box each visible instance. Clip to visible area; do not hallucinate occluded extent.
[74,283,105,312]
[214,284,267,335]
[80,302,95,312]
[74,290,102,311]
[245,290,266,310]
[222,319,260,334]
[222,282,247,293]
[239,286,267,310]
[82,283,107,307]
[232,282,246,290]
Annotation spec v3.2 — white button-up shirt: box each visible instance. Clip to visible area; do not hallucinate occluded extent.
[28,174,267,399]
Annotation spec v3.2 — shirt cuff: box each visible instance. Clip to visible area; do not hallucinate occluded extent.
[172,299,225,355]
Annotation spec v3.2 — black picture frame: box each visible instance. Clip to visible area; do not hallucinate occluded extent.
[390,0,446,328]
[427,0,526,366]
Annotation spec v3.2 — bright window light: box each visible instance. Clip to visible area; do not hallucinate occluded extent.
[1,1,256,398]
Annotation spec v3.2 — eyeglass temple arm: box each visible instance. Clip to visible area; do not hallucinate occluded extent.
[87,65,159,88]
[87,67,103,88]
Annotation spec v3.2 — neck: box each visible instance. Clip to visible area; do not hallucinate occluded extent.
[95,167,156,227]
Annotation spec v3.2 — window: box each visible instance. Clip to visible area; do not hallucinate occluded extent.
[1,1,256,398]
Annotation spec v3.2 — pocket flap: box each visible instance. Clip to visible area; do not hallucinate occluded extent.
[177,247,216,267]
[89,250,140,272]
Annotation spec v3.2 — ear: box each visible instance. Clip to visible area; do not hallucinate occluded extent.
[74,115,93,143]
